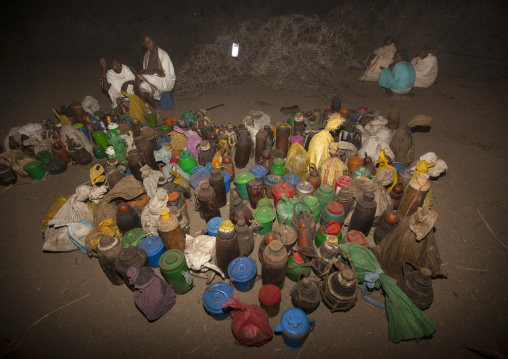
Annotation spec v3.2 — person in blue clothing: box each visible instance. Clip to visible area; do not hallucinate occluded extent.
[378,49,416,96]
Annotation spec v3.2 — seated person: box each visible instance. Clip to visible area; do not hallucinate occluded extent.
[411,45,438,88]
[100,58,135,109]
[378,49,416,96]
[134,35,176,114]
[359,37,397,82]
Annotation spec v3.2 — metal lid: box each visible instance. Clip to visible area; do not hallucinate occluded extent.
[296,181,314,194]
[228,257,257,282]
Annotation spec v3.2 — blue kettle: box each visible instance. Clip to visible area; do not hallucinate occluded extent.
[274,308,315,349]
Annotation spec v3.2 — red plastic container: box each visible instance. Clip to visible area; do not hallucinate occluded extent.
[259,284,281,318]
[335,175,352,193]
[346,230,367,247]
[271,182,296,209]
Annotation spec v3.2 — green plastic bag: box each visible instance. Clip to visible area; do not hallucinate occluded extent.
[340,242,436,343]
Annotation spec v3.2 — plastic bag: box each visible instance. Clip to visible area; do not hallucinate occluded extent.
[190,163,212,189]
[180,110,197,129]
[173,126,202,161]
[84,218,121,257]
[308,114,344,170]
[52,219,95,254]
[285,142,310,181]
[184,234,224,280]
[374,150,398,192]
[221,294,273,347]
[168,163,191,192]
[127,93,146,122]
[319,156,348,187]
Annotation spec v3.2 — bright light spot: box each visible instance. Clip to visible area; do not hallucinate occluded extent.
[232,43,239,57]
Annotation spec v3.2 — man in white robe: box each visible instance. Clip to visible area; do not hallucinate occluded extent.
[100,58,136,109]
[411,46,438,88]
[135,35,176,112]
[359,37,397,82]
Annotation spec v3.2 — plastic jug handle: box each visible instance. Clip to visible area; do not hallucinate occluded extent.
[309,319,315,332]
[274,324,282,333]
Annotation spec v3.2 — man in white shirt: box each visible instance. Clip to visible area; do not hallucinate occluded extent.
[99,58,135,109]
[134,35,176,112]
[411,46,438,88]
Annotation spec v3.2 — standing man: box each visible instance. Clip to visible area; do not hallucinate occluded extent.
[411,46,438,88]
[378,49,416,96]
[135,35,176,117]
[100,58,136,109]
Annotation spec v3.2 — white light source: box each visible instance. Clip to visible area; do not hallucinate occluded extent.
[231,43,239,57]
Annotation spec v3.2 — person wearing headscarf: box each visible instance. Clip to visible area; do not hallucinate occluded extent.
[378,49,416,96]
[359,37,397,82]
[411,45,438,88]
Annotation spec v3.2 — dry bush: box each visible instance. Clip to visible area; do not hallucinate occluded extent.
[176,14,357,101]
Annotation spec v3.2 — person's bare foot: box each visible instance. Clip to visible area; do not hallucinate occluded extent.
[383,88,393,97]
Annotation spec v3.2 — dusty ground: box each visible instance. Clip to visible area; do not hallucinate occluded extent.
[1,57,507,358]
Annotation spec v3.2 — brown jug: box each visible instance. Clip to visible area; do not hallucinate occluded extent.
[348,192,377,236]
[373,211,399,245]
[229,188,253,225]
[198,140,214,165]
[390,183,403,210]
[255,130,268,164]
[96,235,124,286]
[235,133,252,169]
[215,220,240,278]
[168,191,190,234]
[320,267,357,312]
[220,155,235,180]
[398,173,430,218]
[235,219,254,257]
[106,168,125,191]
[115,246,148,290]
[71,100,87,125]
[116,202,142,235]
[208,168,227,208]
[262,240,288,290]
[291,277,320,314]
[297,220,311,248]
[52,142,71,164]
[258,233,278,265]
[157,207,186,252]
[293,113,305,136]
[127,149,146,182]
[135,136,158,171]
[208,132,219,154]
[246,178,265,209]
[259,150,272,173]
[306,166,321,195]
[275,123,291,157]
[196,183,221,222]
[335,185,354,217]
[396,261,433,310]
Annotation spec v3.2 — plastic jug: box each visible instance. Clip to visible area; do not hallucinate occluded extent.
[138,236,165,268]
[203,282,234,320]
[206,217,224,237]
[253,205,276,235]
[159,249,193,295]
[274,308,315,350]
[228,257,257,292]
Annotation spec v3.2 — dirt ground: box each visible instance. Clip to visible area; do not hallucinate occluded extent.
[1,3,508,358]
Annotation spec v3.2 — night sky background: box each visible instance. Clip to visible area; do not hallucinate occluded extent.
[1,0,507,81]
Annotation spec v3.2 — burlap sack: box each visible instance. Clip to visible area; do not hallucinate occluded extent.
[390,114,432,166]
[372,206,443,278]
